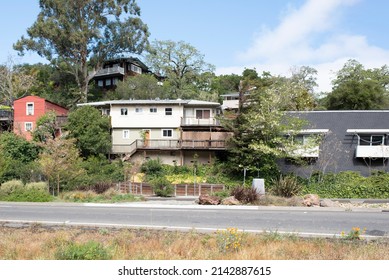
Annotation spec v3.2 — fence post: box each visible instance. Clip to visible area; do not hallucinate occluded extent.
[140,182,143,195]
[174,184,177,197]
[185,184,188,196]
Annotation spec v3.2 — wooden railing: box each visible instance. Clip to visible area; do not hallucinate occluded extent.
[181,117,220,126]
[94,65,125,77]
[112,139,227,154]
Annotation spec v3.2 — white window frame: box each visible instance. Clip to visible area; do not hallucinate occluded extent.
[165,108,172,116]
[25,122,33,131]
[135,107,143,113]
[120,108,128,116]
[130,64,142,74]
[162,129,173,138]
[150,107,157,113]
[123,130,130,139]
[26,102,34,116]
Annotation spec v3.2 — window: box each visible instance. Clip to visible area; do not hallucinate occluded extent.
[120,108,128,115]
[105,78,111,86]
[113,77,119,85]
[26,103,34,115]
[101,109,110,116]
[162,129,173,137]
[165,108,172,115]
[150,107,157,113]
[359,135,385,146]
[196,109,210,119]
[130,64,142,74]
[135,107,143,113]
[97,80,104,87]
[123,130,130,139]
[25,122,33,131]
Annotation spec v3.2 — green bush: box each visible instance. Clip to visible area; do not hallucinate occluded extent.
[270,175,303,197]
[0,180,24,195]
[150,176,174,197]
[303,171,389,198]
[4,188,53,202]
[141,158,164,178]
[25,182,48,192]
[55,241,111,260]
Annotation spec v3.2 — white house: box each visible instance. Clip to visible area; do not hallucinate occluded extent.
[77,99,231,165]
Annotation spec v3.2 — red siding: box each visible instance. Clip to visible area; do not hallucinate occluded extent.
[13,96,68,140]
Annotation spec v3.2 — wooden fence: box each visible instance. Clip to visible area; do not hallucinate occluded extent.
[116,182,225,197]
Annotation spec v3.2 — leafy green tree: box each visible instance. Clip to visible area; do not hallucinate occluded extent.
[114,74,169,100]
[222,85,306,181]
[0,132,40,163]
[325,60,389,110]
[65,106,111,158]
[32,111,58,142]
[14,0,149,102]
[145,40,215,99]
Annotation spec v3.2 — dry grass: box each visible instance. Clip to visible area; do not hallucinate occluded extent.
[0,225,388,260]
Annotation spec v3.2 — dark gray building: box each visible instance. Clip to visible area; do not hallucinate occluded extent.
[280,111,389,177]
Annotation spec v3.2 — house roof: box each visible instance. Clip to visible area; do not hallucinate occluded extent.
[103,57,150,71]
[287,110,389,132]
[13,95,68,110]
[77,99,221,107]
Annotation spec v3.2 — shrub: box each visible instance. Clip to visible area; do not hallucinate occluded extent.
[25,182,48,192]
[5,188,53,202]
[270,175,302,197]
[78,182,113,194]
[0,180,24,196]
[55,241,111,260]
[150,176,174,197]
[141,158,164,178]
[60,191,96,202]
[230,186,259,204]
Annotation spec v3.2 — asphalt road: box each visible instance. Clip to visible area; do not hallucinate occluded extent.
[0,202,388,237]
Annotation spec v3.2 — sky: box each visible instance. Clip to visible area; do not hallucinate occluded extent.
[1,0,389,93]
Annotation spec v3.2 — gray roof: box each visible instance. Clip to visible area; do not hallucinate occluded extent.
[77,99,221,107]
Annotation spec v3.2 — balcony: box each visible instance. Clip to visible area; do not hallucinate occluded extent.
[181,117,220,126]
[355,145,389,158]
[112,139,227,154]
[94,66,125,77]
[0,110,12,121]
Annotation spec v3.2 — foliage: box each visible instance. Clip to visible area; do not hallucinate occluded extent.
[216,228,244,253]
[0,57,37,106]
[150,176,174,197]
[14,0,149,102]
[2,188,53,202]
[25,182,48,192]
[65,106,111,158]
[0,132,40,163]
[60,189,139,203]
[230,186,259,203]
[140,158,164,178]
[32,111,58,142]
[0,180,24,196]
[55,241,111,260]
[38,137,85,194]
[341,227,366,241]
[78,156,124,186]
[145,40,215,99]
[302,171,389,199]
[325,59,389,110]
[270,175,303,197]
[77,182,113,194]
[114,74,169,100]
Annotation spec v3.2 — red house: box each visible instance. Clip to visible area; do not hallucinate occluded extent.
[13,96,68,140]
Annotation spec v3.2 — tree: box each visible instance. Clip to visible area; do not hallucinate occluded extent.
[14,0,149,102]
[38,137,84,194]
[114,74,169,100]
[65,106,111,158]
[0,57,37,106]
[325,60,389,110]
[222,83,306,180]
[32,111,58,142]
[145,40,215,98]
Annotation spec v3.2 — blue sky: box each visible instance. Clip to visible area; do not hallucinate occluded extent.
[1,0,389,92]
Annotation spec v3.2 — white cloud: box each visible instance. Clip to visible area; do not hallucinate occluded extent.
[216,0,389,93]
